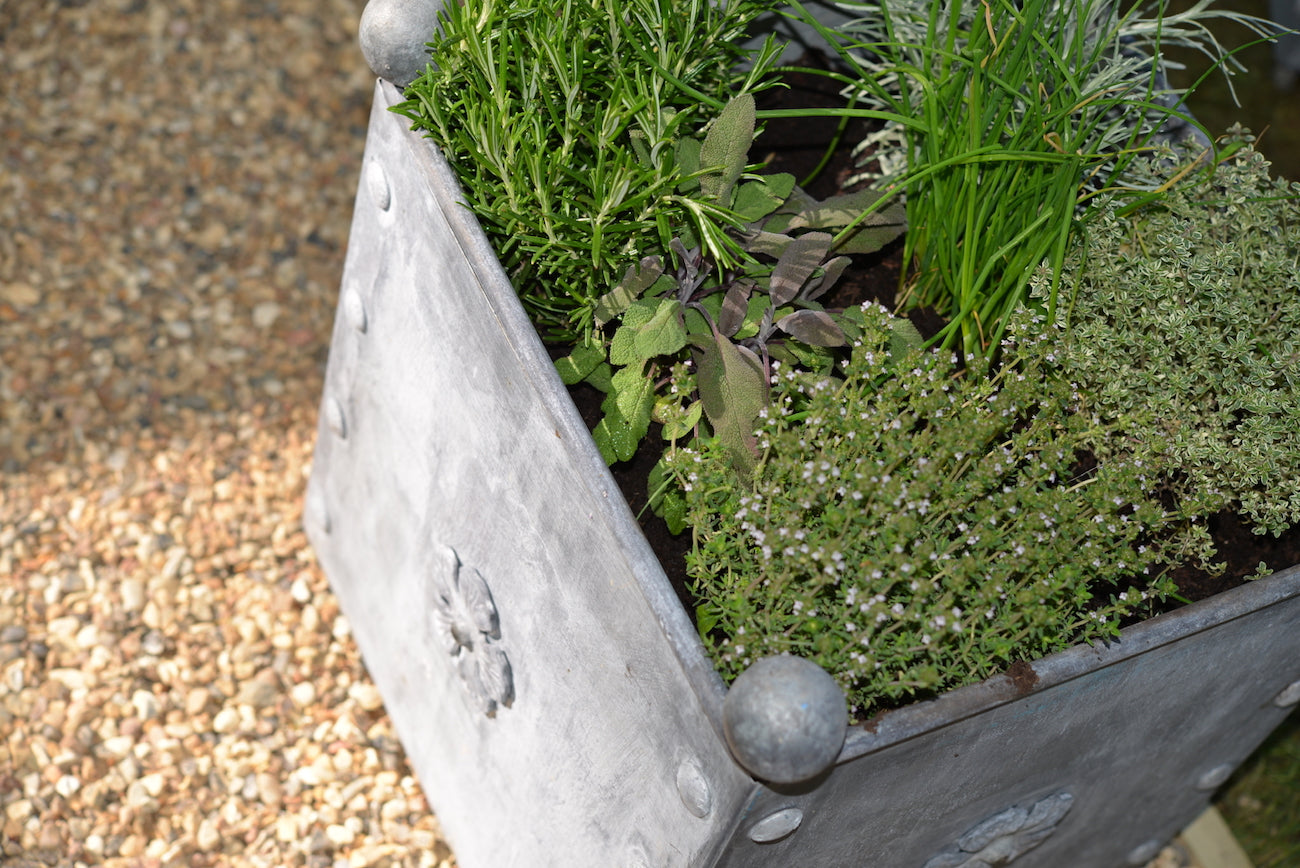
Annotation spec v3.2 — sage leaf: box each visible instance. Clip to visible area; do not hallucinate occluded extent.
[696,330,767,475]
[717,281,754,338]
[770,232,833,306]
[804,255,851,302]
[732,173,796,222]
[633,298,688,360]
[777,309,846,347]
[554,343,606,385]
[594,256,665,326]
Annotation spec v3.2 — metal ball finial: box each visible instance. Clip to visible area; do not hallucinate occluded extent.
[722,655,848,785]
[359,0,444,87]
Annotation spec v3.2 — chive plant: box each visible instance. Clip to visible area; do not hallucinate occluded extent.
[396,0,785,341]
[798,0,1276,358]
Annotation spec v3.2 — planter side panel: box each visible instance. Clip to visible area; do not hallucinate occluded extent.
[714,567,1300,868]
[305,82,753,868]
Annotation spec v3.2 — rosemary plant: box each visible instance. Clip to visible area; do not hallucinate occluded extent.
[395,0,785,340]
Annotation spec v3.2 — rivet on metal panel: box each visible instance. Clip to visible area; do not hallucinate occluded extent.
[343,288,368,333]
[325,397,348,440]
[723,655,847,784]
[365,159,392,211]
[747,807,803,844]
[1195,763,1235,791]
[1125,839,1163,866]
[923,791,1073,867]
[428,543,513,716]
[1274,678,1300,707]
[675,759,713,819]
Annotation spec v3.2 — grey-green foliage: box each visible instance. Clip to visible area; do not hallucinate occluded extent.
[395,0,783,340]
[1054,143,1300,536]
[667,302,1211,716]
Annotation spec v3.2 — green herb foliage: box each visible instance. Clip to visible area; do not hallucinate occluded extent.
[668,302,1212,716]
[396,0,785,340]
[1054,141,1300,536]
[556,94,905,479]
[809,0,1276,358]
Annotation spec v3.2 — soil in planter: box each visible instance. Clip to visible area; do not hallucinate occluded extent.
[560,54,1300,637]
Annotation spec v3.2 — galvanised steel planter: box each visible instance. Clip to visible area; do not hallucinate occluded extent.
[305,42,1300,868]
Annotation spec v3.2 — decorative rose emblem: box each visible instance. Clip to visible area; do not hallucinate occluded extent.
[429,543,513,716]
[924,791,1074,868]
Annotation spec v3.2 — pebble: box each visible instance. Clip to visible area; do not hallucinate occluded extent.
[132,689,160,721]
[140,629,167,656]
[252,301,281,330]
[185,686,211,716]
[349,682,385,712]
[290,575,313,604]
[211,707,240,734]
[196,817,221,852]
[291,680,317,707]
[237,672,280,709]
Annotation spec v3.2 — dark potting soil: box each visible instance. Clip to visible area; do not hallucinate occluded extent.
[557,55,1300,641]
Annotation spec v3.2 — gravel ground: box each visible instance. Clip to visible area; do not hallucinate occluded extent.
[1,0,454,864]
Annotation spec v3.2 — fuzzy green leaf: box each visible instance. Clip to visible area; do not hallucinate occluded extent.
[554,343,606,385]
[660,490,688,535]
[595,256,666,326]
[592,414,638,464]
[699,93,755,203]
[606,364,656,440]
[583,361,613,393]
[633,298,688,360]
[732,173,797,222]
[675,137,702,191]
[608,299,658,365]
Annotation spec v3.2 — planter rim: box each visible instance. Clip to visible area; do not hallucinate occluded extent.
[842,563,1300,761]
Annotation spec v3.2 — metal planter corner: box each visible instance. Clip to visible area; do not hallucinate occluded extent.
[304,79,1300,868]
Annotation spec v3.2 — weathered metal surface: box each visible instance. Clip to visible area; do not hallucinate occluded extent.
[305,80,756,868]
[715,567,1300,867]
[309,79,1300,868]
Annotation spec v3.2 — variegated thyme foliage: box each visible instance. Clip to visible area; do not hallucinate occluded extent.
[1055,142,1300,536]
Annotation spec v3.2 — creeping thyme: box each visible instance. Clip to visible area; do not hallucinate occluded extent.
[668,303,1210,716]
